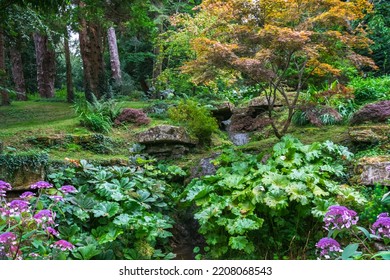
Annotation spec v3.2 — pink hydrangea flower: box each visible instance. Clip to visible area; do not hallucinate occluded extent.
[315,237,342,259]
[51,240,75,251]
[34,209,55,225]
[59,185,77,194]
[324,205,358,230]
[30,181,53,190]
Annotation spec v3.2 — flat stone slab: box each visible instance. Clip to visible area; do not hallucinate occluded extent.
[348,124,390,143]
[353,156,390,186]
[136,125,197,145]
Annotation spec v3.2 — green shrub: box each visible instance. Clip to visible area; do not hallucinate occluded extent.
[359,185,390,225]
[168,99,218,145]
[74,96,123,133]
[182,136,365,259]
[349,76,390,104]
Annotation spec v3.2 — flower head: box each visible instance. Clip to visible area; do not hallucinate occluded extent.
[34,209,55,225]
[0,232,17,244]
[30,181,53,190]
[324,205,358,231]
[7,199,30,216]
[51,240,75,251]
[0,181,12,197]
[46,227,59,237]
[371,212,390,239]
[20,191,35,199]
[315,237,342,259]
[59,185,77,194]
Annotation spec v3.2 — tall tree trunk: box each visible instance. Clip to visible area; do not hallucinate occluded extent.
[107,27,121,86]
[9,47,27,101]
[33,33,56,98]
[78,1,107,101]
[64,30,74,103]
[0,28,10,106]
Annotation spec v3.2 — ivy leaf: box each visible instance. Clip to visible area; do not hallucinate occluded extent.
[92,202,120,218]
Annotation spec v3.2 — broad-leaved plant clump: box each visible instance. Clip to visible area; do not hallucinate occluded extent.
[183,136,365,259]
[47,159,185,260]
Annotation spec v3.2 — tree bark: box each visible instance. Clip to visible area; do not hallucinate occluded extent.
[9,47,27,101]
[107,27,121,85]
[33,33,56,98]
[78,1,107,101]
[64,30,74,103]
[0,28,10,106]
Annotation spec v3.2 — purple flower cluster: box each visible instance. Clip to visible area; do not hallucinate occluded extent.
[324,205,358,230]
[51,240,75,251]
[0,232,17,244]
[46,227,59,237]
[1,199,30,217]
[371,212,390,239]
[30,181,53,190]
[33,209,55,226]
[59,185,77,194]
[315,237,342,259]
[0,180,12,197]
[20,191,35,199]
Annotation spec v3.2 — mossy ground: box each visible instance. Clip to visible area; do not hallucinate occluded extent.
[0,100,383,165]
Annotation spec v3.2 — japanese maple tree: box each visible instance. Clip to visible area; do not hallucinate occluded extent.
[175,0,376,138]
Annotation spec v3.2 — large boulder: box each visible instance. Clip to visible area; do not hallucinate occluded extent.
[352,156,390,186]
[350,100,390,125]
[136,125,197,158]
[348,124,390,143]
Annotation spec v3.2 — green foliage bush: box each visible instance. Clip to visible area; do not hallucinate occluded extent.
[349,76,390,104]
[74,97,124,133]
[182,136,365,259]
[168,99,218,145]
[359,185,390,225]
[48,160,185,260]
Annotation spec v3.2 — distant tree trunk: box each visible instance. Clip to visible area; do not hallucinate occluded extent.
[9,47,27,101]
[0,28,10,106]
[33,33,56,98]
[107,27,121,86]
[64,30,74,103]
[78,1,107,101]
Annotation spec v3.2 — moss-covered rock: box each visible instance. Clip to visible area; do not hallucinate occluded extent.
[348,124,390,143]
[352,156,390,186]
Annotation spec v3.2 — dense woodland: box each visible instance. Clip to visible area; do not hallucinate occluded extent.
[0,0,390,261]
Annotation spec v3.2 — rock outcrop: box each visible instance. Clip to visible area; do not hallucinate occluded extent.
[348,124,390,144]
[352,156,390,186]
[136,125,197,158]
[350,100,390,125]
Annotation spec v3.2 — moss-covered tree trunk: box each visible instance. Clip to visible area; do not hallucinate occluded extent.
[33,33,56,99]
[64,29,74,103]
[9,45,27,101]
[0,28,10,106]
[78,1,107,102]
